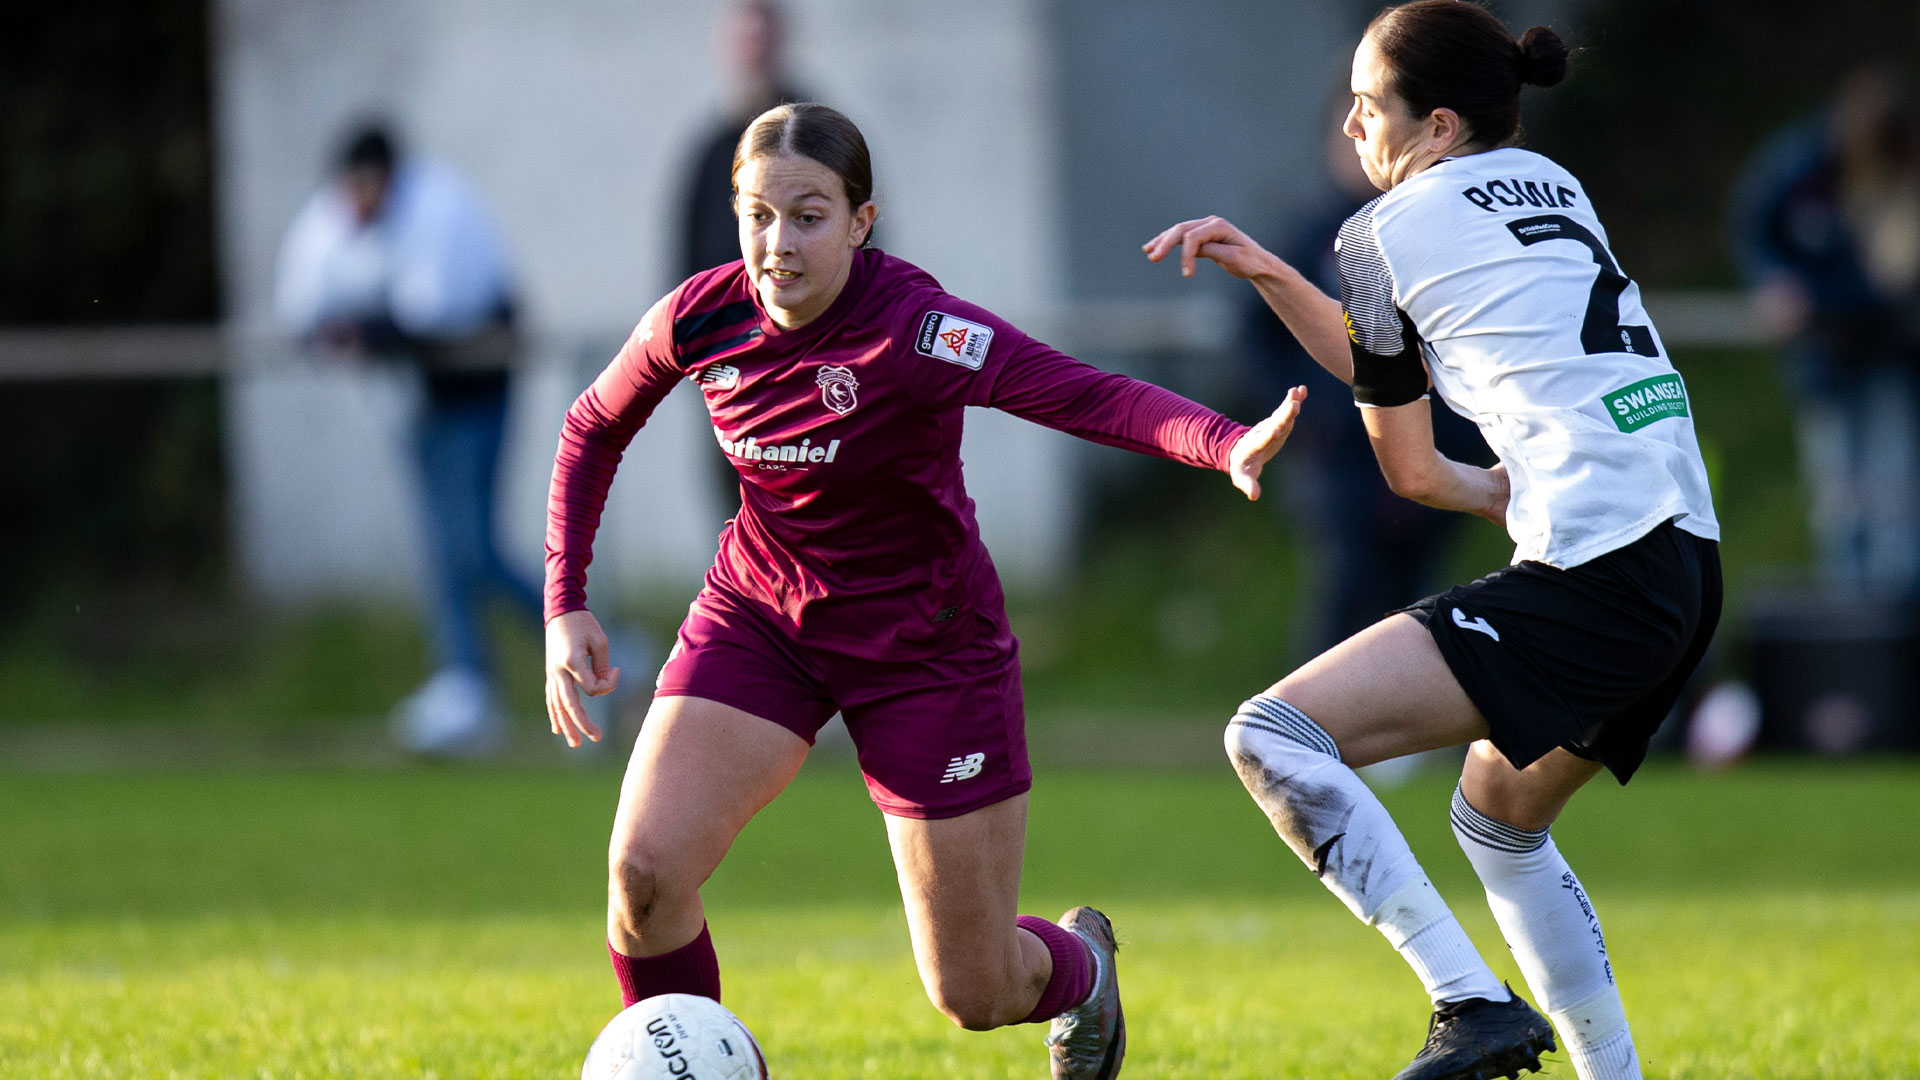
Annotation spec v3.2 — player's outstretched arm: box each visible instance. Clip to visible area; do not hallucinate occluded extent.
[1228,385,1308,500]
[545,609,620,747]
[1143,216,1354,384]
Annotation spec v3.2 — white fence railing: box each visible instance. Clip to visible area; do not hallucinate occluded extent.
[0,291,1766,381]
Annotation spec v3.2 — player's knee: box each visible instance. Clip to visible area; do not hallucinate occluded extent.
[1222,710,1251,758]
[1225,694,1342,783]
[1459,743,1570,832]
[1225,697,1274,766]
[607,848,681,937]
[1223,717,1267,788]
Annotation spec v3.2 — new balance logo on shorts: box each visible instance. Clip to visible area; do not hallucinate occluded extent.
[940,752,986,783]
[1451,607,1501,641]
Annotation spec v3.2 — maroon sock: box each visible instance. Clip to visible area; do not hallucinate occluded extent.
[1016,915,1094,1023]
[607,924,722,1008]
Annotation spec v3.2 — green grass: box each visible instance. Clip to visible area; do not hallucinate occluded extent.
[3,758,1915,1078]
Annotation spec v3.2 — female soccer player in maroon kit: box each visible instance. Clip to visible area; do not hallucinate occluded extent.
[544,102,1303,1079]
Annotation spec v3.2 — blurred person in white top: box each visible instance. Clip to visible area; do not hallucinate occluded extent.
[274,124,539,757]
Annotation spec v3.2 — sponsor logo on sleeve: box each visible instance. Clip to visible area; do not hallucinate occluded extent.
[636,293,670,346]
[915,311,994,370]
[1602,373,1689,432]
[816,364,859,415]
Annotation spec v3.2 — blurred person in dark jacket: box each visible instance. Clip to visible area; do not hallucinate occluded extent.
[1239,103,1489,663]
[679,0,805,281]
[1731,64,1920,592]
[678,1,808,508]
[274,123,541,756]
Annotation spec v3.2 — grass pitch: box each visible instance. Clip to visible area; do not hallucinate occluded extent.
[2,756,1915,1078]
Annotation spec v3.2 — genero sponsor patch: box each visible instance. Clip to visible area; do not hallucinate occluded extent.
[1603,373,1689,432]
[915,311,993,370]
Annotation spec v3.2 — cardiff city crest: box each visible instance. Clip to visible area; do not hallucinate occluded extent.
[816,364,859,415]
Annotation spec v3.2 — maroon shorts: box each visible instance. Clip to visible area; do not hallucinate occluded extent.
[654,585,1031,819]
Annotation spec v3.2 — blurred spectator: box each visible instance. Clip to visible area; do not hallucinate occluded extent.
[678,0,805,280]
[1731,64,1920,593]
[677,0,810,508]
[273,123,540,757]
[1238,105,1489,662]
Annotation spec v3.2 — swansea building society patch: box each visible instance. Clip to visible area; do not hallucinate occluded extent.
[915,312,993,370]
[1603,373,1689,432]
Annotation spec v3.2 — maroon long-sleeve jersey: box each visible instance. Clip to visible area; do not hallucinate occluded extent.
[546,249,1248,661]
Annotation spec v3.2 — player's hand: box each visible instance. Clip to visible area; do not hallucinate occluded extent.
[545,609,619,747]
[1229,385,1308,500]
[1142,215,1282,280]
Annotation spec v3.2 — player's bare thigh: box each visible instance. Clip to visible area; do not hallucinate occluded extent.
[1269,612,1490,767]
[607,694,809,953]
[1458,740,1603,831]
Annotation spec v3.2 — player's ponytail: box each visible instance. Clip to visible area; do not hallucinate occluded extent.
[1515,26,1569,89]
[1366,1,1572,147]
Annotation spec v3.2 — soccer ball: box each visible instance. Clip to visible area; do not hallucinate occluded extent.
[582,993,769,1080]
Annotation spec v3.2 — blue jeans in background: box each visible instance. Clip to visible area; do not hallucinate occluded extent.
[411,378,544,677]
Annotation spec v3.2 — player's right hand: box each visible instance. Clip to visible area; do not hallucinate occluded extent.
[1142,215,1282,281]
[1229,385,1308,500]
[545,609,619,747]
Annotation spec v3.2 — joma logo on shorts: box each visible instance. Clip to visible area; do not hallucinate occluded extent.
[941,753,986,783]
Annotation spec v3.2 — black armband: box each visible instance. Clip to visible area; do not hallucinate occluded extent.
[1350,310,1429,407]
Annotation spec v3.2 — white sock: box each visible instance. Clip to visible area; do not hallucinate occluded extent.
[1451,785,1641,1080]
[1226,696,1506,1005]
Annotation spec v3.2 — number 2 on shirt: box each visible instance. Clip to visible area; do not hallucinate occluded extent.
[1506,214,1659,358]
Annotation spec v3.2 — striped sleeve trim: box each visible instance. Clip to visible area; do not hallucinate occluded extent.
[1336,198,1429,407]
[1450,784,1549,853]
[1229,695,1341,760]
[1334,197,1403,357]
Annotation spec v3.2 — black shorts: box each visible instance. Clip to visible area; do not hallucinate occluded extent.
[1400,520,1721,783]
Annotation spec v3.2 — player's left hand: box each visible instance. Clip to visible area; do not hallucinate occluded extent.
[545,608,619,747]
[1141,215,1281,280]
[1229,385,1308,500]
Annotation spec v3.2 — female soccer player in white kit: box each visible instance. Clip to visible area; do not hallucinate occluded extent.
[1146,4,1719,1079]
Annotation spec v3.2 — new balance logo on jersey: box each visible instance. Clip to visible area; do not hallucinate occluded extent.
[916,312,993,370]
[714,428,841,464]
[697,364,740,391]
[1452,607,1501,641]
[941,752,986,783]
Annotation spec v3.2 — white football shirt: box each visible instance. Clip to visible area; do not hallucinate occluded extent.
[1334,147,1719,568]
